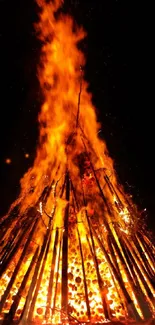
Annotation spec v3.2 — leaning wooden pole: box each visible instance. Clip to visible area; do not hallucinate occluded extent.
[124,235,155,297]
[0,217,34,278]
[28,233,51,322]
[61,171,70,319]
[0,217,39,314]
[81,178,110,319]
[18,221,51,325]
[86,233,110,320]
[52,231,62,319]
[45,227,59,321]
[3,246,39,324]
[122,237,154,316]
[77,227,91,321]
[136,234,155,275]
[90,221,142,321]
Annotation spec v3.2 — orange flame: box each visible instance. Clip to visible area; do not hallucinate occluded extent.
[18,0,115,213]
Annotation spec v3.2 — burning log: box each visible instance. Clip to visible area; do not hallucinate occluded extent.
[86,234,110,320]
[136,234,155,276]
[123,237,155,296]
[104,175,124,210]
[0,219,32,278]
[51,231,62,320]
[61,172,70,320]
[45,227,59,321]
[27,232,51,322]
[0,217,39,314]
[122,238,155,316]
[90,222,142,321]
[77,227,91,320]
[18,223,51,324]
[2,246,39,324]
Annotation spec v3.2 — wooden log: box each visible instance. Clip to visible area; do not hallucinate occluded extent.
[90,223,142,322]
[136,234,155,276]
[18,250,41,325]
[2,246,39,324]
[107,235,130,316]
[116,185,137,216]
[0,218,38,314]
[77,228,91,320]
[142,238,155,265]
[122,238,154,317]
[51,230,62,319]
[76,67,83,128]
[27,229,51,321]
[72,178,109,319]
[110,267,128,320]
[18,223,51,325]
[110,227,148,319]
[131,235,154,278]
[61,172,70,319]
[0,209,38,278]
[104,175,124,209]
[86,234,110,320]
[0,218,30,271]
[45,227,59,320]
[0,205,20,241]
[0,215,26,258]
[124,236,155,297]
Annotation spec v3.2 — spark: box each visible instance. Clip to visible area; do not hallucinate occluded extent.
[5,158,11,164]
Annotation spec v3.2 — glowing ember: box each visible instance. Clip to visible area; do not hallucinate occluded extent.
[5,158,11,164]
[0,0,155,324]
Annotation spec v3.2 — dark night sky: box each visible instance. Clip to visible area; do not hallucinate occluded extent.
[0,0,154,232]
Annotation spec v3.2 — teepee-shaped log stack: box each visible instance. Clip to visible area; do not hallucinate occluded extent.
[0,131,155,324]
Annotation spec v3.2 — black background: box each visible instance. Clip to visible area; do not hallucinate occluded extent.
[0,0,154,232]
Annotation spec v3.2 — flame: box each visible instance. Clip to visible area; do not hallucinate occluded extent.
[17,0,115,214]
[0,0,155,324]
